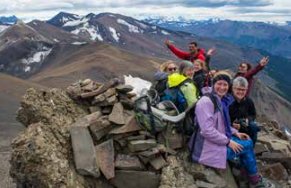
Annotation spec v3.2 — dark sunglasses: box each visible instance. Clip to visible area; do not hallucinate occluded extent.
[168,67,177,71]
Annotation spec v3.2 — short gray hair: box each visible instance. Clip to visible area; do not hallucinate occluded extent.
[233,76,248,88]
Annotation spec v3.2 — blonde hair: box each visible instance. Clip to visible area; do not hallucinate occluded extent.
[194,59,207,71]
[159,61,176,72]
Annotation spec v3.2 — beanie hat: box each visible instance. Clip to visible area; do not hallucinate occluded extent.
[179,60,193,74]
[212,71,232,86]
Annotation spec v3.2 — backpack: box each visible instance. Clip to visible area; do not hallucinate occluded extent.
[161,78,193,113]
[152,78,168,98]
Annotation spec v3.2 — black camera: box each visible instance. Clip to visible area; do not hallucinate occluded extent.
[234,118,249,128]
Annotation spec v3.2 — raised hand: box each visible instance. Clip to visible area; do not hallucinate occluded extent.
[259,56,269,66]
[165,39,172,46]
[207,47,216,56]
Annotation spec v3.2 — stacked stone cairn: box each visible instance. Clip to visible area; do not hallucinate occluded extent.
[67,78,185,188]
[10,78,291,188]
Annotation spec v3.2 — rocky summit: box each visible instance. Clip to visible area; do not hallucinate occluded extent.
[9,78,291,188]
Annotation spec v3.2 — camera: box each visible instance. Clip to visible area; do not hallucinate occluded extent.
[235,118,249,128]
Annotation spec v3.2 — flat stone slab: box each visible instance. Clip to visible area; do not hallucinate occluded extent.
[261,162,289,181]
[128,139,157,152]
[109,115,141,134]
[89,116,112,141]
[149,155,167,170]
[157,132,183,149]
[115,154,144,170]
[70,126,100,177]
[72,111,102,127]
[110,170,160,188]
[108,103,125,125]
[259,152,291,170]
[254,143,269,155]
[96,139,115,180]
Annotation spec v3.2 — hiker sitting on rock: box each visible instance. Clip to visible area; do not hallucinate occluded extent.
[162,60,199,112]
[229,76,260,146]
[188,71,274,188]
[152,61,177,98]
[235,56,269,96]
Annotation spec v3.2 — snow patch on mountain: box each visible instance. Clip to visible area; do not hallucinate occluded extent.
[71,23,103,41]
[161,30,170,35]
[135,21,148,29]
[21,48,52,72]
[109,27,120,42]
[64,17,89,27]
[72,41,87,45]
[117,19,141,33]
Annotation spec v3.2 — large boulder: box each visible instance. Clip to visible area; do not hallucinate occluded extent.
[10,88,96,187]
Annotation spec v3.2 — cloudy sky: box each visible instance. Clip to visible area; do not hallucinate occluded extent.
[0,0,290,23]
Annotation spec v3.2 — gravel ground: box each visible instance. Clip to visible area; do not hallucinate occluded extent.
[0,122,24,188]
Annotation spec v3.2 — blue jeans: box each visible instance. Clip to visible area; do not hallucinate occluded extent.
[227,136,258,175]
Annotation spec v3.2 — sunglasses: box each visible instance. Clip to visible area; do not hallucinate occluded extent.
[168,67,177,71]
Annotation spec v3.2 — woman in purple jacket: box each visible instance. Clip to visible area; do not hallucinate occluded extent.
[189,71,274,188]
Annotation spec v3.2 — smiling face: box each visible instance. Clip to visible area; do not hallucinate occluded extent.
[188,44,197,54]
[238,63,248,73]
[232,86,247,101]
[193,60,202,72]
[183,67,195,78]
[214,80,229,98]
[166,63,177,74]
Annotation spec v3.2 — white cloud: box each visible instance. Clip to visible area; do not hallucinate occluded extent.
[0,0,290,22]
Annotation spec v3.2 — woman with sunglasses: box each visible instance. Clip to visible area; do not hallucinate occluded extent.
[153,61,178,98]
[163,60,199,112]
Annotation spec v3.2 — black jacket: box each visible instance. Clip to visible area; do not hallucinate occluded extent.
[193,69,207,96]
[229,96,256,124]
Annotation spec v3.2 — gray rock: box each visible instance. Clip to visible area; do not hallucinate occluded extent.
[111,170,160,188]
[108,103,125,125]
[89,116,112,141]
[259,152,291,170]
[116,85,134,94]
[149,155,167,170]
[110,115,141,134]
[80,79,93,87]
[89,106,102,113]
[70,126,100,177]
[72,111,102,127]
[96,139,115,180]
[260,163,289,181]
[115,154,144,170]
[128,139,157,152]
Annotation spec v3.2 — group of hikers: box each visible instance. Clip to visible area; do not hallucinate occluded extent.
[151,39,273,188]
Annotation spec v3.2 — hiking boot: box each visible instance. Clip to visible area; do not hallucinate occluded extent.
[249,177,275,188]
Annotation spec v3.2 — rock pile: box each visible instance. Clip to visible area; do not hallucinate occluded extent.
[10,78,291,188]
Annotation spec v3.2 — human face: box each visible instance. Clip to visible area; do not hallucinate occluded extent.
[184,67,195,78]
[214,80,229,98]
[193,61,202,72]
[189,44,197,54]
[238,63,248,73]
[166,63,177,74]
[232,86,247,101]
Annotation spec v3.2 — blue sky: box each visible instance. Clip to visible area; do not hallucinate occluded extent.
[0,0,290,23]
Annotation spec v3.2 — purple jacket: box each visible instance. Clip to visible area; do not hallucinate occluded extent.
[189,95,238,169]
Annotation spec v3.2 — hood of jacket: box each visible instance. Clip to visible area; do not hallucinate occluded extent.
[168,73,188,88]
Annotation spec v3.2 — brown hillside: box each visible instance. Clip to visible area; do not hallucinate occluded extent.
[29,43,164,88]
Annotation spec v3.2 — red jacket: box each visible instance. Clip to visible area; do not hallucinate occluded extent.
[167,44,206,62]
[235,64,264,96]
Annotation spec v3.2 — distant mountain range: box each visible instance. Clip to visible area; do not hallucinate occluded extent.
[0,15,18,25]
[0,11,291,126]
[144,18,291,59]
